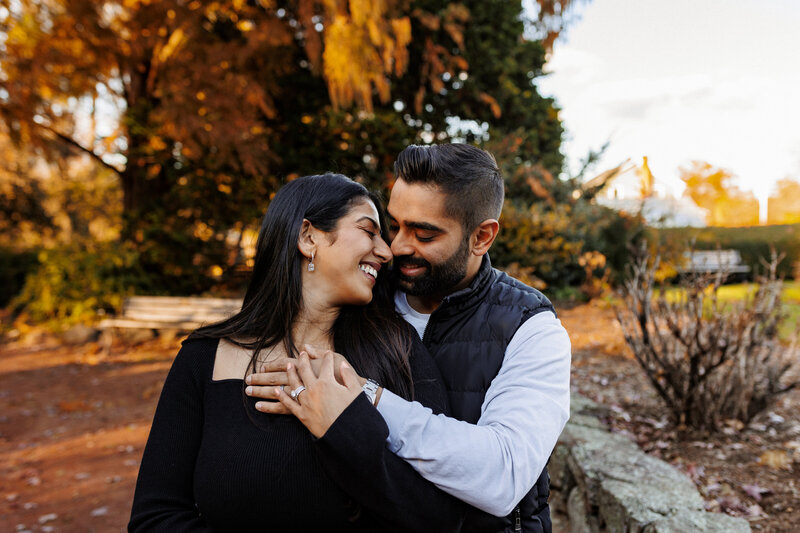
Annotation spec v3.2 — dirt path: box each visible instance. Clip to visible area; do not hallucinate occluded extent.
[0,338,176,532]
[1,302,797,531]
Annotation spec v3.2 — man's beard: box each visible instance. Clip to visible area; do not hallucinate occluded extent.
[392,237,472,297]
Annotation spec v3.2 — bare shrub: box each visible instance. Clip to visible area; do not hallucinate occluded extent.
[616,247,798,431]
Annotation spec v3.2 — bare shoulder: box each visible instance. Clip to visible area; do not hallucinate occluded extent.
[212,338,254,381]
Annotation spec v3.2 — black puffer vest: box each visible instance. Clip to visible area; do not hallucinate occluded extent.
[420,256,556,533]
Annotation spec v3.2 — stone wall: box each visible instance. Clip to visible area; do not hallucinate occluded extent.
[549,394,751,532]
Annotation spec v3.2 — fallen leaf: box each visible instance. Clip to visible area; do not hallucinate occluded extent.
[758,450,792,470]
[742,483,771,501]
[57,400,91,413]
[724,418,745,431]
[38,513,57,524]
[746,503,766,517]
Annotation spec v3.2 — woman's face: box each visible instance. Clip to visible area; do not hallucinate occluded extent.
[311,198,392,307]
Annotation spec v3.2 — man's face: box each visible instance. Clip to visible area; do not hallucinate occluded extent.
[386,179,472,298]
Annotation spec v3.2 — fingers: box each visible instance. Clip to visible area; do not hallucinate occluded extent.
[339,361,362,390]
[294,351,318,385]
[258,358,289,373]
[286,359,305,399]
[275,387,303,417]
[245,371,288,387]
[245,384,280,400]
[319,351,336,380]
[254,398,292,415]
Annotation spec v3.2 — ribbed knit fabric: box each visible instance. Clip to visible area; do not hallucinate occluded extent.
[128,336,462,532]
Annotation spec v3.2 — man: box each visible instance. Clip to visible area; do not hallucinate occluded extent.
[248,143,571,532]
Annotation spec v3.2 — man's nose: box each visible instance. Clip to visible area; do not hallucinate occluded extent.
[390,230,414,257]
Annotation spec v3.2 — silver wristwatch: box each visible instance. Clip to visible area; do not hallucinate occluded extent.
[362,379,380,406]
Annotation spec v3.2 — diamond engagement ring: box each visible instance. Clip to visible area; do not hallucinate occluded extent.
[289,385,306,400]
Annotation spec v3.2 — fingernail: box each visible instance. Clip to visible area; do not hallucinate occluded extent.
[245,375,251,384]
[287,363,293,370]
[245,386,253,394]
[274,387,282,396]
[255,402,263,410]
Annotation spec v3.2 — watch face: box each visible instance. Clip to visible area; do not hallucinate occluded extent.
[363,379,379,404]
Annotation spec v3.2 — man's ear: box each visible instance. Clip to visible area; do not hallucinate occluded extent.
[470,219,500,256]
[297,219,318,259]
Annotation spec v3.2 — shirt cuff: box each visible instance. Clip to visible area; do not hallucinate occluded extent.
[375,388,408,453]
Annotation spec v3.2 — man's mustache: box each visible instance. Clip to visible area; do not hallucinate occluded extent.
[393,256,430,269]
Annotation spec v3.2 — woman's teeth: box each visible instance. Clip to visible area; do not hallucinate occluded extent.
[359,264,378,278]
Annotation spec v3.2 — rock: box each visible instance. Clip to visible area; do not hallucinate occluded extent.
[552,392,749,532]
[567,487,600,533]
[642,510,751,532]
[62,324,99,345]
[568,413,608,430]
[598,479,703,531]
[549,441,574,492]
[560,423,640,505]
[570,393,609,418]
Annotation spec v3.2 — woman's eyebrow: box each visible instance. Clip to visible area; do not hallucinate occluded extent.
[355,216,379,228]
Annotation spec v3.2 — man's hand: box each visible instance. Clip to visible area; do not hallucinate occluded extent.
[245,357,292,414]
[245,345,364,414]
[274,351,362,437]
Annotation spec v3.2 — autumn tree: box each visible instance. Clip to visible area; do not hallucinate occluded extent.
[0,123,52,247]
[681,161,759,227]
[767,177,800,225]
[2,0,581,300]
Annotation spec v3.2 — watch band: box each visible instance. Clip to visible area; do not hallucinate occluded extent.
[362,378,380,406]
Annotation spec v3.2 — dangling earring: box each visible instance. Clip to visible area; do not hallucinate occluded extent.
[308,251,315,272]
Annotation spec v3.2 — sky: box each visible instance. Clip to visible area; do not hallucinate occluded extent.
[535,0,800,218]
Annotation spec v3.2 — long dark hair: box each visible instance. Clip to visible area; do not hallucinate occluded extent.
[191,173,414,399]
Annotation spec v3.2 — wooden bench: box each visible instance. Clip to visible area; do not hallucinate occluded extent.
[678,249,751,277]
[99,296,243,349]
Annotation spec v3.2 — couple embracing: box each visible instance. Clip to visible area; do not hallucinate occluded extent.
[128,143,571,532]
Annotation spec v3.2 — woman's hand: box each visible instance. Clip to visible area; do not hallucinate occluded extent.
[274,350,363,438]
[246,345,360,415]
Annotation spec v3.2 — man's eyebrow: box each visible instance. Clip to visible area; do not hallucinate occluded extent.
[406,221,444,233]
[385,212,444,233]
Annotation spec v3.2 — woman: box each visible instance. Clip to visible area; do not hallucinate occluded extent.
[128,173,465,532]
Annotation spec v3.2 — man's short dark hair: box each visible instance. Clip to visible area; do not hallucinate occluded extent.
[393,144,504,232]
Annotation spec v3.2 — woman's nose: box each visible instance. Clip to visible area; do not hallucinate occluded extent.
[374,237,392,263]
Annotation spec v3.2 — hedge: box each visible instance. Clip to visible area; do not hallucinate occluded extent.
[656,223,800,279]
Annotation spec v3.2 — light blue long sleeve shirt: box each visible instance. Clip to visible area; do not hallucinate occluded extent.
[377,292,572,517]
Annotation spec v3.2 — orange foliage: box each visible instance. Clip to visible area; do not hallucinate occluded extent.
[767,178,800,225]
[680,161,759,227]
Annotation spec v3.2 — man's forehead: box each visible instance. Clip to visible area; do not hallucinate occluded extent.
[387,180,447,217]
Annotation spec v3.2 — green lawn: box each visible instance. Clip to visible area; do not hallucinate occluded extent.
[661,281,799,341]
